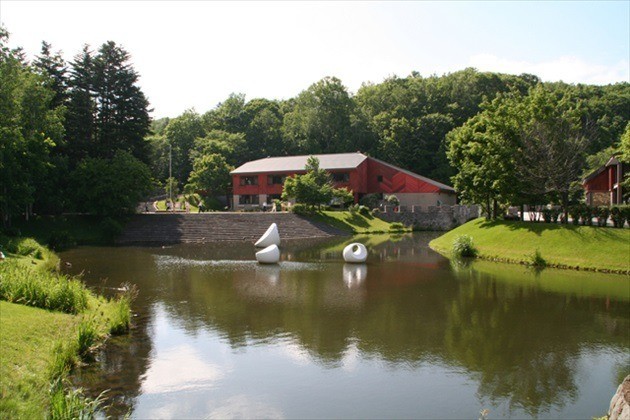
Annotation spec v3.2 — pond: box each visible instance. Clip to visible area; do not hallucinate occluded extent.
[61,233,629,419]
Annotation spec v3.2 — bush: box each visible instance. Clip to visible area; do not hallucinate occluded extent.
[568,205,581,225]
[452,235,478,258]
[358,205,371,216]
[100,217,123,243]
[48,231,76,252]
[291,203,311,216]
[579,205,593,226]
[371,208,381,216]
[530,249,547,267]
[389,222,405,232]
[2,227,21,237]
[385,194,400,206]
[595,206,610,227]
[610,206,629,228]
[359,193,381,209]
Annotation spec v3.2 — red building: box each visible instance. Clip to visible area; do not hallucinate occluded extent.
[230,152,456,209]
[582,156,625,206]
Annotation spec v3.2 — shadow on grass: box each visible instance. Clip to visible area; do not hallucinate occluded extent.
[477,218,628,240]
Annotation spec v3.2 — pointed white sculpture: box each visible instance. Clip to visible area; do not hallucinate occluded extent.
[255,223,281,248]
[343,263,367,288]
[342,243,368,263]
[256,244,280,264]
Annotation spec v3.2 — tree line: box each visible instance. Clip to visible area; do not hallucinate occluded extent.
[2,27,629,225]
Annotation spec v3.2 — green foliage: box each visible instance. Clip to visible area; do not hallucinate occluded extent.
[610,205,629,228]
[47,231,76,252]
[72,151,152,216]
[290,203,312,216]
[282,157,334,208]
[359,193,381,209]
[594,207,610,227]
[99,218,123,243]
[332,187,354,208]
[186,153,233,198]
[108,284,137,335]
[48,379,107,420]
[389,222,406,232]
[385,194,400,206]
[0,261,88,314]
[76,319,98,361]
[530,249,547,267]
[452,235,478,258]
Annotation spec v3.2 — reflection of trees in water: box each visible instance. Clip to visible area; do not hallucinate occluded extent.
[66,242,629,417]
[444,270,629,416]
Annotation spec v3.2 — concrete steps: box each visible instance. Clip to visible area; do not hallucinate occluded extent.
[116,212,348,245]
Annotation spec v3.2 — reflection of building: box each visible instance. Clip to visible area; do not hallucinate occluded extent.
[583,157,626,206]
[230,152,456,209]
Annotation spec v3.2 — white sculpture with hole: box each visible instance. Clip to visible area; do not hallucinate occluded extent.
[256,244,280,264]
[342,243,368,263]
[255,223,280,248]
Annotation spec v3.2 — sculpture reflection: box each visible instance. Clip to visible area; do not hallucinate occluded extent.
[342,263,367,288]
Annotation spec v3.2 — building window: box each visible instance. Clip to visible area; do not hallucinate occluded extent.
[239,195,260,205]
[377,175,383,182]
[332,172,350,183]
[267,175,286,185]
[240,176,258,186]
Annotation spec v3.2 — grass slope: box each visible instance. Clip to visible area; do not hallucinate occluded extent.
[310,210,405,234]
[0,301,78,418]
[430,218,630,273]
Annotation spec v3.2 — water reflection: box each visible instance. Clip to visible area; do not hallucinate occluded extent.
[62,233,630,419]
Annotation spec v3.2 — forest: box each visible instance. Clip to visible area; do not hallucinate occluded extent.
[1,28,629,225]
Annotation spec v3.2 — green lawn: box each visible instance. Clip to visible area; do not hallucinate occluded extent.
[309,210,406,234]
[430,218,630,273]
[0,301,78,418]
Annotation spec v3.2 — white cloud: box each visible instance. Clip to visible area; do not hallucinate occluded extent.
[468,54,629,85]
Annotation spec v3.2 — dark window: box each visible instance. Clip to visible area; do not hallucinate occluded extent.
[267,175,286,185]
[332,172,350,183]
[240,176,258,186]
[239,195,260,205]
[377,175,383,182]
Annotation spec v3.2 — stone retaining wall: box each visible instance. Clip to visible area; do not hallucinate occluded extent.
[376,204,479,231]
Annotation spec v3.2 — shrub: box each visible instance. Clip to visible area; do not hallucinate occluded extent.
[385,194,400,206]
[291,203,311,216]
[389,222,405,232]
[100,217,123,243]
[371,208,381,216]
[358,205,371,216]
[48,231,77,252]
[2,227,21,237]
[595,206,610,227]
[568,205,581,225]
[359,193,381,209]
[348,204,359,214]
[580,205,593,226]
[452,235,477,258]
[542,208,553,223]
[530,249,547,267]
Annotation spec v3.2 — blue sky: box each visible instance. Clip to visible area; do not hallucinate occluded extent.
[1,1,628,118]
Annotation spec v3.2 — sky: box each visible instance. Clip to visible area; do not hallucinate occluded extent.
[1,1,628,119]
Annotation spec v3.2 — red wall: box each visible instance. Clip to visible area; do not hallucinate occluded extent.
[232,157,446,200]
[366,159,440,193]
[584,167,613,192]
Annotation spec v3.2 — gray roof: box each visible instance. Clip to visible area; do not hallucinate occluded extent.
[231,152,369,174]
[231,152,455,192]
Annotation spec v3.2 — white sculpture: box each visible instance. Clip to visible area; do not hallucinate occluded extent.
[343,264,367,288]
[342,243,368,263]
[255,223,281,248]
[255,244,280,264]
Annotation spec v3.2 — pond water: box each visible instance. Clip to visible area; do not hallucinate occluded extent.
[61,233,629,419]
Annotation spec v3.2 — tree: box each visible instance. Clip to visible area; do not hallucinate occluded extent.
[72,150,152,216]
[32,41,68,109]
[163,109,205,183]
[0,29,64,225]
[283,77,355,154]
[282,157,334,209]
[186,154,233,204]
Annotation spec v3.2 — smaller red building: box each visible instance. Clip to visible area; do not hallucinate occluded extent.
[230,152,456,209]
[582,156,625,206]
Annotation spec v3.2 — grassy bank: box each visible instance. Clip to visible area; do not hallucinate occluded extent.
[430,218,630,273]
[0,240,133,418]
[309,210,409,234]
